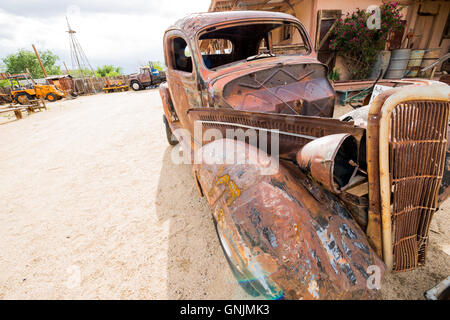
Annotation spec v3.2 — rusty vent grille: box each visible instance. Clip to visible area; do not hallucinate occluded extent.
[188,108,365,158]
[389,100,449,271]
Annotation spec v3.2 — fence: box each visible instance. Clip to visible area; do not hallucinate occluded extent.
[73,75,130,94]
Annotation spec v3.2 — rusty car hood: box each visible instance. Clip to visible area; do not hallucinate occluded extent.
[205,55,335,117]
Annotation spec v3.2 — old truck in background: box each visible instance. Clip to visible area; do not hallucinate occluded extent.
[159,11,450,300]
[129,64,166,91]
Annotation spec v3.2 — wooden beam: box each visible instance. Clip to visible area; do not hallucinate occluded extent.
[317,19,338,51]
[32,44,48,78]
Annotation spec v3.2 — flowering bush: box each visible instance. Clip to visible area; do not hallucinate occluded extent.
[329,2,404,79]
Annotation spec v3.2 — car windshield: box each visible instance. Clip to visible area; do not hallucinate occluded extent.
[198,22,310,70]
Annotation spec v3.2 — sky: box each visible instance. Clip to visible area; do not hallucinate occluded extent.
[0,0,211,74]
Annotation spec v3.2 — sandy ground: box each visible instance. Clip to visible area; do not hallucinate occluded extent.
[0,90,448,300]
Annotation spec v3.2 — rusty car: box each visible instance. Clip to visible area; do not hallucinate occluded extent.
[159,11,450,300]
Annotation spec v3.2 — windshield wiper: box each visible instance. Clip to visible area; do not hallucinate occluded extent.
[246,53,275,62]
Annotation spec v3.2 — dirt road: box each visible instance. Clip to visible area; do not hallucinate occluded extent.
[0,90,448,299]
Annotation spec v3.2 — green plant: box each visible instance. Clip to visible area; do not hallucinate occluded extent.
[95,65,122,77]
[329,2,404,79]
[70,68,96,77]
[2,49,61,78]
[328,67,340,81]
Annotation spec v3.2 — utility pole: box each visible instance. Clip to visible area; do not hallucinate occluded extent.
[32,44,48,78]
[63,61,70,75]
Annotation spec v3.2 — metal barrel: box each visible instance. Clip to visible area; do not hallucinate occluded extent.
[405,49,425,77]
[384,49,412,79]
[368,50,391,79]
[419,48,441,78]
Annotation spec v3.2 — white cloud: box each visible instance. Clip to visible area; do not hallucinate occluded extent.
[0,0,210,74]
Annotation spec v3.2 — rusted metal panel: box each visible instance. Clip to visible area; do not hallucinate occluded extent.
[221,63,335,117]
[188,108,364,159]
[366,90,395,258]
[194,139,385,300]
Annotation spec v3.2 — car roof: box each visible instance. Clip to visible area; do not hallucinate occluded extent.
[166,10,298,37]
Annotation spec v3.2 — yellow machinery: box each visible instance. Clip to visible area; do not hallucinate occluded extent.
[7,72,65,104]
[102,80,129,93]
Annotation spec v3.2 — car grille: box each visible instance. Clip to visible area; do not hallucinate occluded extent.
[389,100,449,271]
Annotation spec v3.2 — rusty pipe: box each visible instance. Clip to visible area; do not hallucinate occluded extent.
[296,133,358,194]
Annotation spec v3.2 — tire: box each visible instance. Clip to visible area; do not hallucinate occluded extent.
[214,221,261,297]
[163,115,178,146]
[131,82,141,91]
[14,92,32,105]
[46,93,57,102]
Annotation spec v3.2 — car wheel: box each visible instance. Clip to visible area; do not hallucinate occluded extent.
[163,115,178,146]
[46,93,57,102]
[131,82,141,91]
[214,222,262,297]
[14,92,32,105]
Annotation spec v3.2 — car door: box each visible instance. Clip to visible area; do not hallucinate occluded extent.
[140,68,151,85]
[165,31,202,135]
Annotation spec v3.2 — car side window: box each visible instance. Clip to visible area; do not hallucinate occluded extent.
[169,37,193,73]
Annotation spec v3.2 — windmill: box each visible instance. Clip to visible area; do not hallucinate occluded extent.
[66,16,96,93]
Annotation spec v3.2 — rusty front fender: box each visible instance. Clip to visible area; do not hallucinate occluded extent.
[194,139,385,300]
[159,82,176,124]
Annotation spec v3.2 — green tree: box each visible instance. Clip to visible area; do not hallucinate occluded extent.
[2,49,61,78]
[0,62,7,87]
[95,65,122,77]
[70,68,96,78]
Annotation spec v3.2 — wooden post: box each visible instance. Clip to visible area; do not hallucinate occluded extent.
[63,61,70,75]
[310,0,318,43]
[32,44,48,78]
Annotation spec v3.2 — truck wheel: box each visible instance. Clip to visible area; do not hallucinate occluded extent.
[46,93,57,102]
[131,82,141,91]
[14,92,32,105]
[214,222,261,297]
[163,115,178,146]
